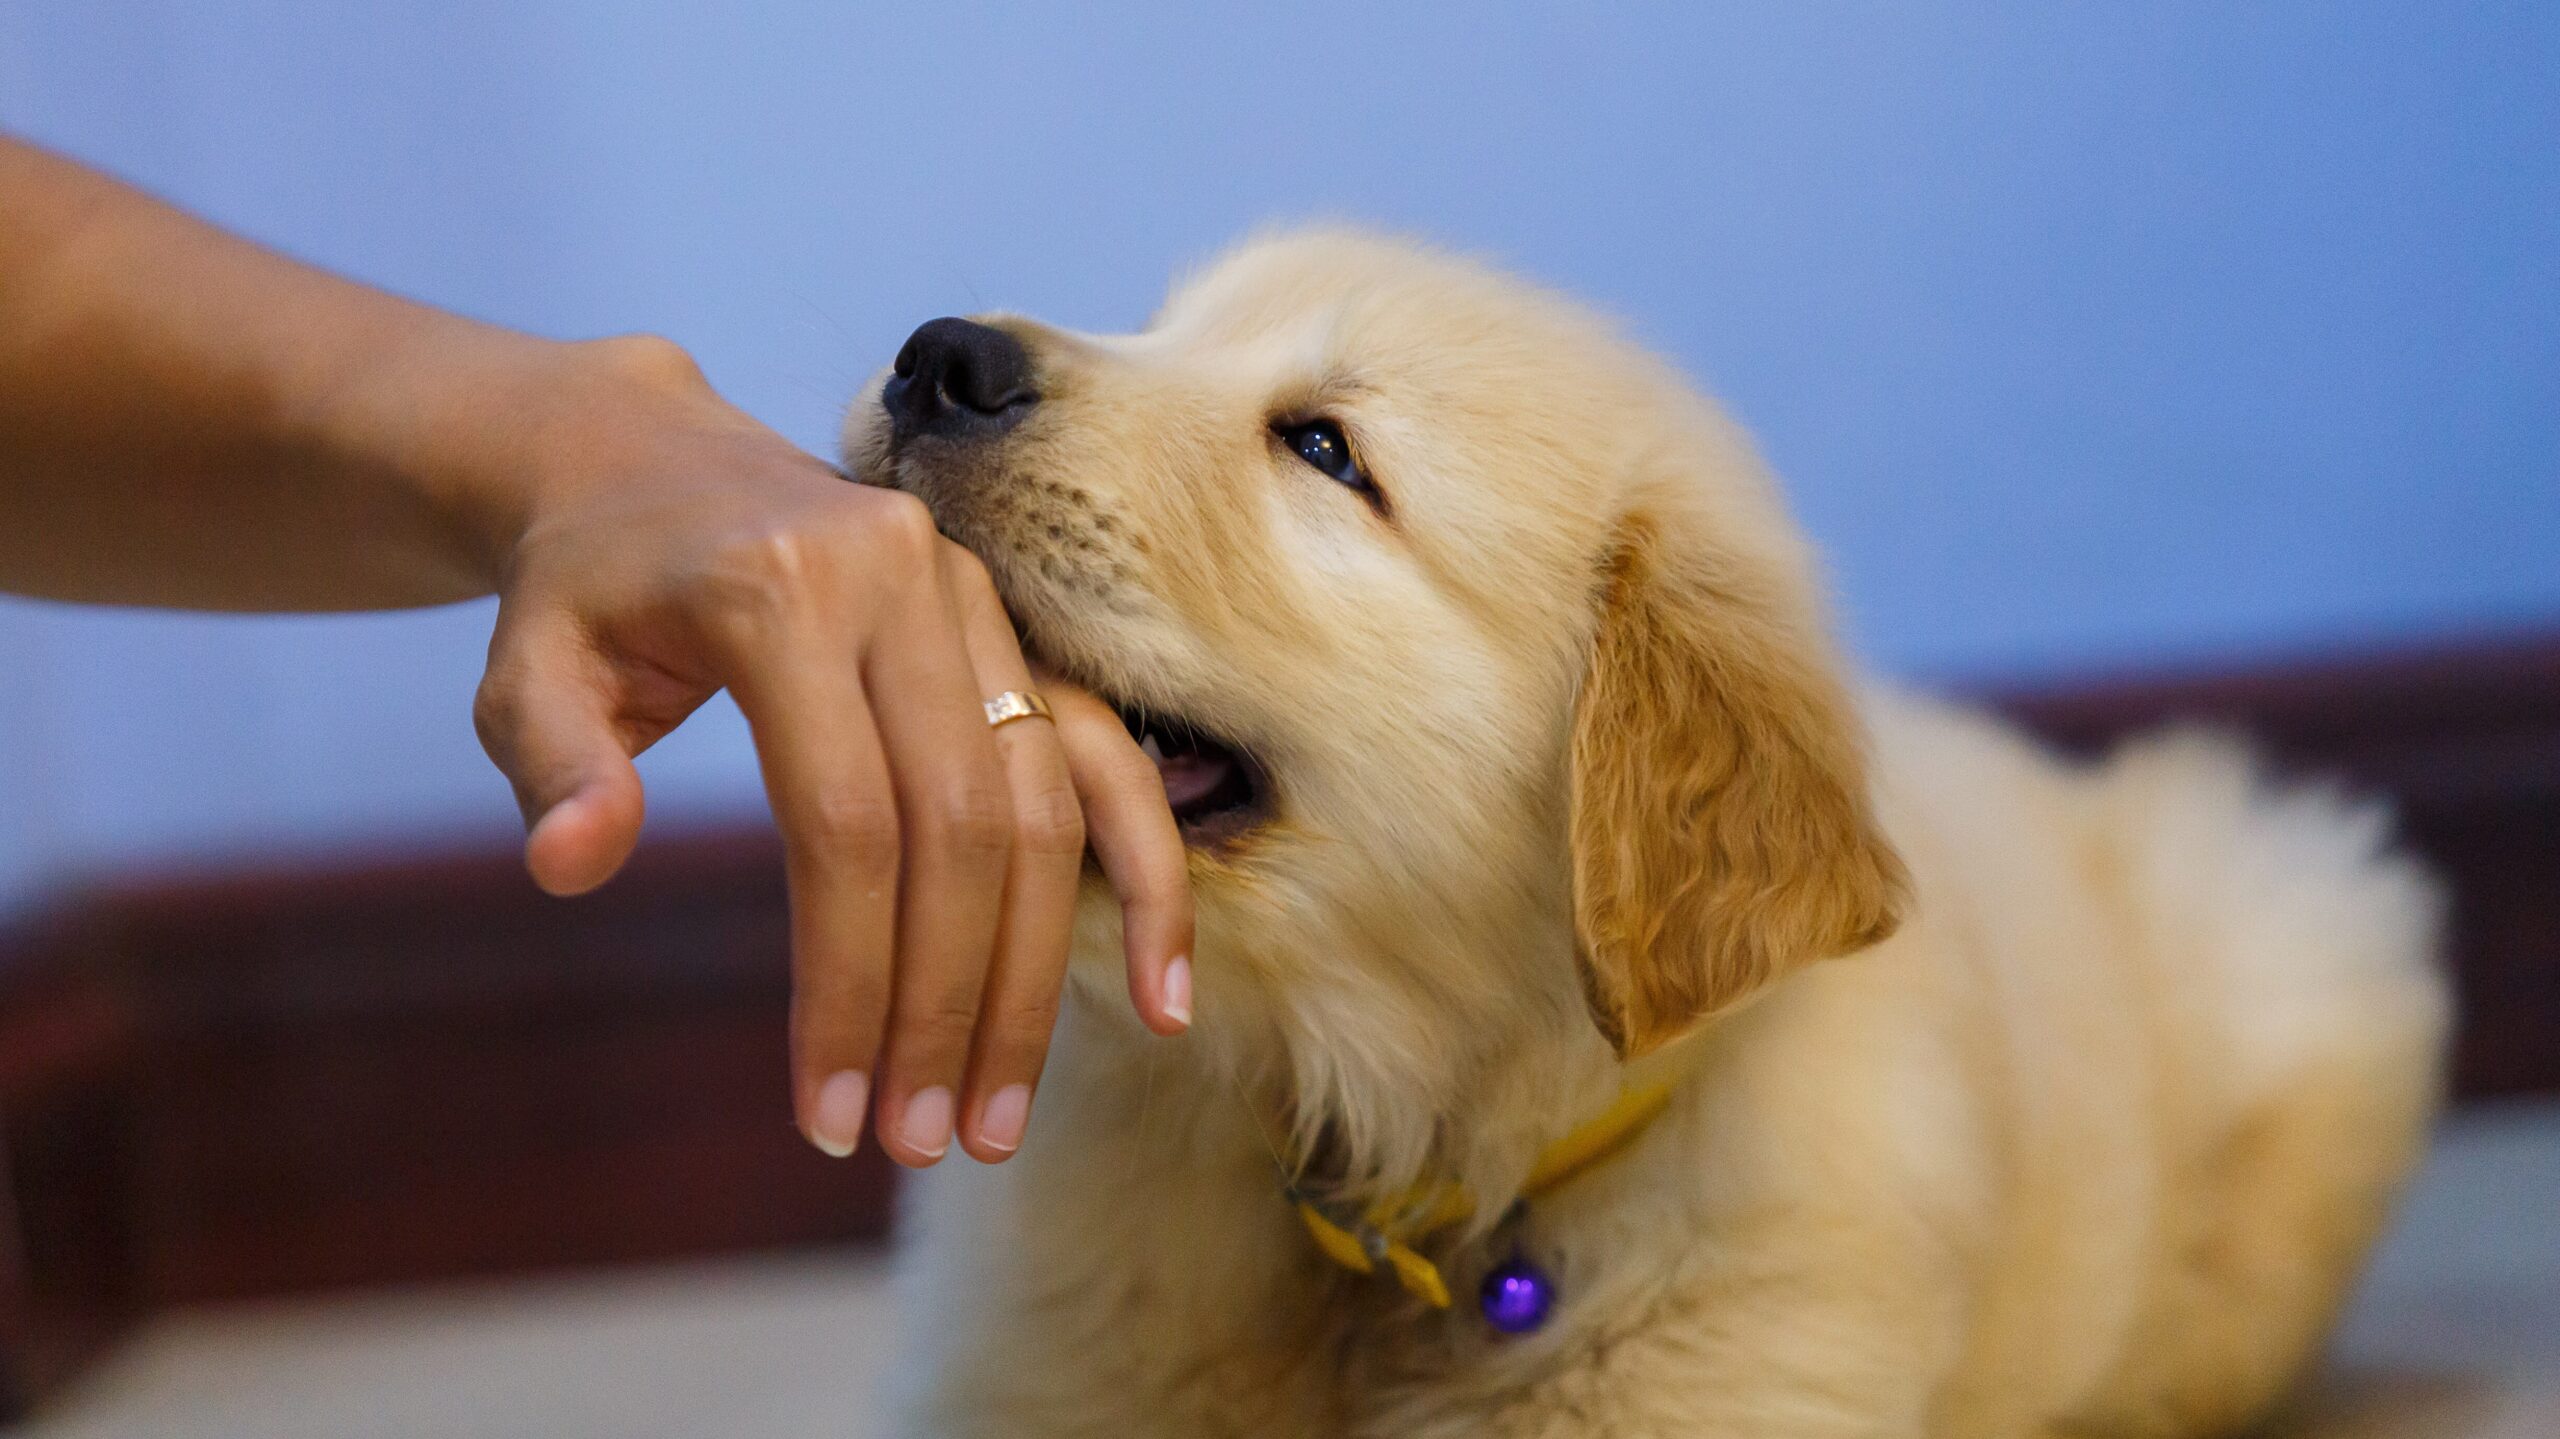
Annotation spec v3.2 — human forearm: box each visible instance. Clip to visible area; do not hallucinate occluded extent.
[0,135,546,609]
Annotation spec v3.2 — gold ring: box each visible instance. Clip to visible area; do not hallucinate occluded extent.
[983,690,1053,729]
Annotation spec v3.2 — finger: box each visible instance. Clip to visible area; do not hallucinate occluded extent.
[1037,673,1195,1035]
[474,613,647,897]
[938,546,1083,1163]
[722,629,901,1162]
[860,566,1015,1169]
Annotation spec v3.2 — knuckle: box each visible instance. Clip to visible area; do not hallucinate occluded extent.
[697,529,826,645]
[469,680,516,751]
[1076,719,1157,783]
[589,332,704,390]
[917,782,1014,862]
[1106,748,1176,804]
[795,788,902,869]
[854,487,943,563]
[1013,782,1087,857]
[469,664,543,763]
[987,990,1063,1051]
[713,524,818,590]
[900,986,989,1049]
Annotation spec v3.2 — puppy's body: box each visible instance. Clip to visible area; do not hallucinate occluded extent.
[853,233,2446,1438]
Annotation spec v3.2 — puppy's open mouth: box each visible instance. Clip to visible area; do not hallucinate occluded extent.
[977,585,1275,849]
[1112,706,1271,848]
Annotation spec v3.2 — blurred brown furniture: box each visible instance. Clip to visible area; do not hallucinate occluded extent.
[0,834,895,1419]
[1984,631,2560,1099]
[1,628,2554,1419]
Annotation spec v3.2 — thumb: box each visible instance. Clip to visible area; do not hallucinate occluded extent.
[474,622,647,897]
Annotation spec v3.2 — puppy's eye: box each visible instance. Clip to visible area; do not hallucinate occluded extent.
[1275,419,1377,503]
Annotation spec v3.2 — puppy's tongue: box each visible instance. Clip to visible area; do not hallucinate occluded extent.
[1140,733,1235,811]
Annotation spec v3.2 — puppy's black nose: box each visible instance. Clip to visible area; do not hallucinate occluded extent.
[882,317,1038,441]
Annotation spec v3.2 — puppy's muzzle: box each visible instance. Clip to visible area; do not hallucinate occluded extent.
[881,317,1038,443]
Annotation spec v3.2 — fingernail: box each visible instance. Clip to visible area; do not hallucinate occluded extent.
[1162,955,1193,1029]
[808,1070,869,1158]
[977,1084,1032,1154]
[902,1086,954,1159]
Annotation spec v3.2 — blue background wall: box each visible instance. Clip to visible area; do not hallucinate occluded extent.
[1,2,2553,906]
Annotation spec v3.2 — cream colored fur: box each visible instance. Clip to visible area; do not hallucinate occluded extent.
[843,231,2450,1438]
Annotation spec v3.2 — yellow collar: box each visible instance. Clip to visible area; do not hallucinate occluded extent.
[1288,1082,1674,1308]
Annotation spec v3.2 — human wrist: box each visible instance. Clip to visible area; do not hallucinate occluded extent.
[289,306,598,593]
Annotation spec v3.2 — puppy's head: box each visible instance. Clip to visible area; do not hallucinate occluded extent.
[846,231,1903,1072]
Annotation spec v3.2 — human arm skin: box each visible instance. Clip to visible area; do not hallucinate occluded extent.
[0,135,1194,1165]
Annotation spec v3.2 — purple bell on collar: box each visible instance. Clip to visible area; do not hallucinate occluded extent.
[1478,1253,1555,1335]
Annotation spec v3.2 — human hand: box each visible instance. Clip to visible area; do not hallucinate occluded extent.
[0,137,1191,1141]
[425,335,1194,1166]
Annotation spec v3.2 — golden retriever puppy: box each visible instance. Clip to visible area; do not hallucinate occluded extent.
[842,231,2449,1438]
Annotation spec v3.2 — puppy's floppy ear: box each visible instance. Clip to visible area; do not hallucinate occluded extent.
[1568,507,1908,1058]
